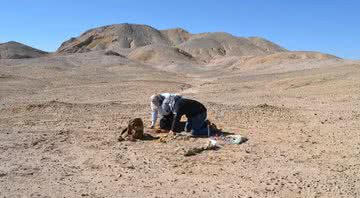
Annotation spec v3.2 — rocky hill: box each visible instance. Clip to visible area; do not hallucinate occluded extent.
[0,41,48,59]
[55,23,341,66]
[56,24,292,63]
[57,24,170,53]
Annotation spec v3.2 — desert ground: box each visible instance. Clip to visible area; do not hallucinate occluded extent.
[1,24,360,197]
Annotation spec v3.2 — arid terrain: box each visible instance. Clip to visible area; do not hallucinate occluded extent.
[1,23,360,197]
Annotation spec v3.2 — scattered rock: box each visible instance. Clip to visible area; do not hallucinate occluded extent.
[184,141,220,156]
[257,103,271,108]
[31,138,46,146]
[104,50,124,57]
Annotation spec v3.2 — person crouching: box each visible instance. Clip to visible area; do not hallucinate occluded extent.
[169,98,209,136]
[150,93,181,130]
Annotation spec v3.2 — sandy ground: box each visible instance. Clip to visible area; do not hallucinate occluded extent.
[1,54,360,197]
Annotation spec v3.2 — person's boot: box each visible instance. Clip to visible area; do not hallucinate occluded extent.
[206,120,222,136]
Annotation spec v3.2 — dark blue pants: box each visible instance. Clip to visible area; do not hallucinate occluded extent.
[185,112,208,136]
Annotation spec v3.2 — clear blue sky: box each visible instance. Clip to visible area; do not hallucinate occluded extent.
[1,0,359,59]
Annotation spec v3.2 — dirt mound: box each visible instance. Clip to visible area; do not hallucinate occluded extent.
[160,28,191,45]
[242,51,339,65]
[128,44,195,65]
[55,23,342,70]
[178,32,286,61]
[0,41,48,59]
[56,23,288,64]
[57,23,171,53]
[247,37,287,53]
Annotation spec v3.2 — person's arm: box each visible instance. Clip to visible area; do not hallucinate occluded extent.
[170,112,181,133]
[170,99,184,133]
[151,109,158,128]
[169,97,185,133]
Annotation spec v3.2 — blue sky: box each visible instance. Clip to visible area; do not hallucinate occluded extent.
[1,0,359,59]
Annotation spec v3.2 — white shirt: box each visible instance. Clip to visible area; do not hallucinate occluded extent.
[151,93,179,127]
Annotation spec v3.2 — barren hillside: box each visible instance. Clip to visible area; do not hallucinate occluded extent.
[0,41,48,59]
[55,23,340,68]
[1,23,359,198]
